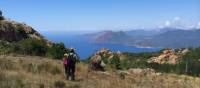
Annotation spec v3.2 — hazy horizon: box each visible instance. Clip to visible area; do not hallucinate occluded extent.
[1,0,200,32]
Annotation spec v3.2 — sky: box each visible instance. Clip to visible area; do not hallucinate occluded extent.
[0,0,200,33]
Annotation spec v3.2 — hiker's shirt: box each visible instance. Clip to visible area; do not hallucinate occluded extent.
[63,57,68,65]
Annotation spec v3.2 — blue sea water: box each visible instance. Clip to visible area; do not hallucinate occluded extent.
[43,33,160,59]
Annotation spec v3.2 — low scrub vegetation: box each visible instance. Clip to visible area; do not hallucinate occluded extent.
[119,48,200,76]
[0,39,68,59]
[84,48,200,77]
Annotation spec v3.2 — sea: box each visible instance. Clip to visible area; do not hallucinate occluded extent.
[43,32,160,59]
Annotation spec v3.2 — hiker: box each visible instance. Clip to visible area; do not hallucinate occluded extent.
[66,48,80,80]
[63,53,68,79]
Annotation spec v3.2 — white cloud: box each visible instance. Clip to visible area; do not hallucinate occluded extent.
[160,16,186,29]
[197,22,200,29]
[158,17,200,30]
[164,20,171,27]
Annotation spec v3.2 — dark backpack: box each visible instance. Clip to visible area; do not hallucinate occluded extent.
[68,53,76,65]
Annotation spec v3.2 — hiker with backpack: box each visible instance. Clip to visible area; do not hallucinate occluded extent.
[64,48,80,81]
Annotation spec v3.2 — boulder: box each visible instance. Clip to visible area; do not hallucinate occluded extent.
[88,48,121,71]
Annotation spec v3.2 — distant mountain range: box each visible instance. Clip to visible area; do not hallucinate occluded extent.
[83,28,200,48]
[84,30,134,44]
[149,29,200,48]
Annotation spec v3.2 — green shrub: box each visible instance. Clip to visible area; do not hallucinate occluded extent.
[0,39,69,59]
[109,54,121,70]
[180,47,200,76]
[0,16,4,21]
[18,38,47,56]
[0,41,12,54]
[47,42,66,59]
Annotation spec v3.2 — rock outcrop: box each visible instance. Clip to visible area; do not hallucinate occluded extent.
[148,48,189,64]
[0,20,46,42]
[88,48,122,71]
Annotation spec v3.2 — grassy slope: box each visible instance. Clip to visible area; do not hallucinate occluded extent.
[0,55,200,88]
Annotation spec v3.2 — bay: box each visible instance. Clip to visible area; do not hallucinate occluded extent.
[43,33,160,59]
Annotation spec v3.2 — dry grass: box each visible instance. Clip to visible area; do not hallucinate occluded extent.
[0,55,200,88]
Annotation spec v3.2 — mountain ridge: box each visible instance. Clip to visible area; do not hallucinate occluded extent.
[84,28,200,48]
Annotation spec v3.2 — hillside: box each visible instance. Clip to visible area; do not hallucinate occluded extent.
[1,55,200,88]
[149,29,200,48]
[0,20,46,42]
[125,29,160,38]
[0,14,67,60]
